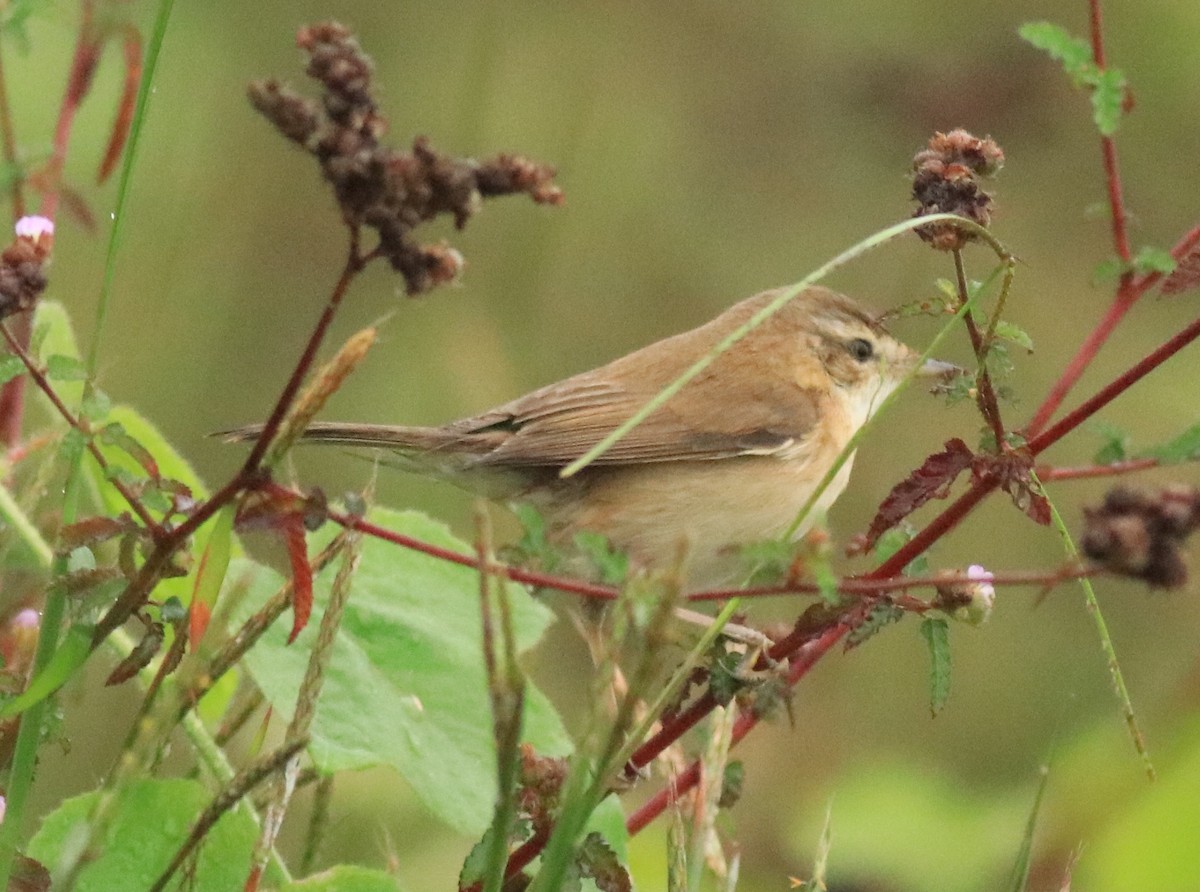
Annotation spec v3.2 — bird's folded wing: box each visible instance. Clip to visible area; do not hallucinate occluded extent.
[456,370,823,467]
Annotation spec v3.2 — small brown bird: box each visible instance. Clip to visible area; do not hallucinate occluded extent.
[227,286,955,585]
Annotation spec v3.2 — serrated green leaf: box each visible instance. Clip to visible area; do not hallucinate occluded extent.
[87,405,228,607]
[44,353,88,382]
[1018,22,1093,81]
[0,354,24,386]
[1132,246,1176,276]
[1093,256,1127,284]
[1141,422,1200,465]
[573,530,628,586]
[80,388,112,422]
[847,602,906,649]
[1091,67,1127,136]
[992,320,1034,352]
[919,617,952,716]
[28,778,277,892]
[1091,420,1130,465]
[228,507,571,835]
[32,301,86,411]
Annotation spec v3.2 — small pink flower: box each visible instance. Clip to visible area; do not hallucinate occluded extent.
[14,216,54,244]
[967,564,995,600]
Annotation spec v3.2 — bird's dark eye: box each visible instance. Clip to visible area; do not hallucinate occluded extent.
[848,338,874,362]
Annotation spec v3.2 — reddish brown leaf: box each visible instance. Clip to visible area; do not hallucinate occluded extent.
[1161,241,1200,296]
[58,514,136,552]
[283,514,312,644]
[982,449,1052,526]
[188,600,211,648]
[865,439,975,548]
[105,621,163,686]
[10,854,51,892]
[97,26,142,184]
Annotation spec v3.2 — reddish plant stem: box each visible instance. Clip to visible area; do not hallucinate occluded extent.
[1025,0,1133,439]
[0,3,103,446]
[0,322,161,533]
[1029,313,1200,456]
[327,509,621,601]
[240,239,366,472]
[1036,457,1159,481]
[953,250,1006,447]
[0,45,24,219]
[93,237,369,646]
[623,618,850,836]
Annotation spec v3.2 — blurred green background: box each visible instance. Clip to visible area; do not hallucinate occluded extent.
[9,1,1200,889]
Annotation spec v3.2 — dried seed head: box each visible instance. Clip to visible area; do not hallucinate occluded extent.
[911,129,1004,251]
[249,22,562,296]
[1082,485,1200,589]
[0,218,54,320]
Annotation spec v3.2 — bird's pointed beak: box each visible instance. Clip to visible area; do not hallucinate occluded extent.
[916,357,965,380]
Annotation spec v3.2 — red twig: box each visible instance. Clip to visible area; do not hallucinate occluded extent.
[624,618,850,835]
[239,238,368,472]
[0,45,24,219]
[1036,457,1159,481]
[1025,0,1134,439]
[1029,313,1200,456]
[0,3,104,446]
[0,322,162,534]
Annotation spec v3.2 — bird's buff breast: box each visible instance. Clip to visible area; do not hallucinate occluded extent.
[538,449,855,588]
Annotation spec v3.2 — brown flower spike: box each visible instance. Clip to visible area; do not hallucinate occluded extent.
[911,129,1004,251]
[248,22,563,295]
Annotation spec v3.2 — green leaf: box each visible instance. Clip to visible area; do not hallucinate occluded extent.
[573,530,629,586]
[87,405,230,607]
[1132,246,1176,276]
[228,508,571,835]
[1091,420,1130,465]
[0,354,24,386]
[1091,67,1127,136]
[1018,22,1094,82]
[45,354,88,382]
[283,865,405,891]
[1092,256,1127,284]
[0,623,92,718]
[80,388,112,423]
[919,617,951,716]
[847,602,906,649]
[33,301,85,410]
[992,320,1034,352]
[28,778,277,892]
[1141,421,1200,465]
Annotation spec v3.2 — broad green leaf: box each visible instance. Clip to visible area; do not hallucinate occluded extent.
[992,320,1033,352]
[28,778,275,892]
[283,866,404,891]
[229,507,571,835]
[919,617,951,716]
[1141,421,1200,465]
